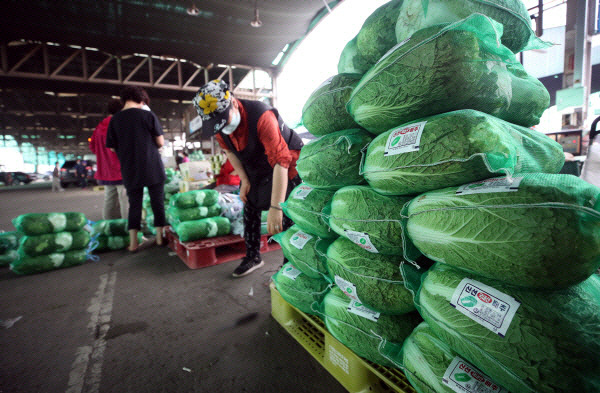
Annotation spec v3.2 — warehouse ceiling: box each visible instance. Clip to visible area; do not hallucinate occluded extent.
[0,0,342,155]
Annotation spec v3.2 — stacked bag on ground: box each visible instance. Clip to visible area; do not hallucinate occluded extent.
[91,219,141,251]
[167,189,230,242]
[0,231,21,267]
[10,212,91,275]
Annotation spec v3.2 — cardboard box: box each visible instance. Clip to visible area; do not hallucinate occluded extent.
[179,161,212,182]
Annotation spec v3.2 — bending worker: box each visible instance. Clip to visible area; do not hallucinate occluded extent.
[193,80,303,278]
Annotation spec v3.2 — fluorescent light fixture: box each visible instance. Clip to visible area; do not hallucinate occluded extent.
[272,52,284,66]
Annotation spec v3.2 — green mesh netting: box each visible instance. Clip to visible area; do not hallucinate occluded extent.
[91,219,128,236]
[169,189,219,208]
[321,286,422,367]
[272,263,332,315]
[173,216,231,242]
[412,263,600,393]
[271,225,335,279]
[12,212,87,235]
[93,232,142,252]
[403,173,600,289]
[0,250,18,267]
[18,230,91,257]
[280,183,337,239]
[0,231,21,254]
[361,110,565,196]
[395,0,551,54]
[301,74,362,136]
[10,249,88,275]
[347,14,550,135]
[166,203,221,226]
[328,185,412,255]
[296,129,372,190]
[326,237,415,315]
[356,0,405,67]
[337,36,371,75]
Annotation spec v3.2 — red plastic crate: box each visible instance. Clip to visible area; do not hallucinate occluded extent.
[165,227,280,269]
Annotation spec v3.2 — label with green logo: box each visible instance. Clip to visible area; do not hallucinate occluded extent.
[344,230,379,253]
[384,121,427,156]
[334,275,360,302]
[443,357,508,393]
[281,265,302,280]
[290,230,313,250]
[347,300,380,322]
[293,185,313,200]
[456,177,523,196]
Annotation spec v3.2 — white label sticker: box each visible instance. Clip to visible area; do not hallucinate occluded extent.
[335,276,360,302]
[450,278,520,337]
[384,121,427,156]
[328,345,349,374]
[443,357,508,393]
[281,265,303,280]
[289,230,313,250]
[293,185,314,200]
[456,177,523,195]
[344,230,379,253]
[347,300,380,322]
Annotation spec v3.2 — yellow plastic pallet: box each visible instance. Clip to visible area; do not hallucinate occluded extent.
[270,283,416,393]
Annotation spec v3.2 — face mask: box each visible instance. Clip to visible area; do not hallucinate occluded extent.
[221,109,240,135]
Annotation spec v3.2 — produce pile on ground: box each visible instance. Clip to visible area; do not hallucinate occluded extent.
[0,231,21,267]
[10,212,91,275]
[91,219,142,251]
[274,1,600,391]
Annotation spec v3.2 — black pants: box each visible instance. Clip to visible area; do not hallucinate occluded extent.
[243,176,301,261]
[127,182,166,230]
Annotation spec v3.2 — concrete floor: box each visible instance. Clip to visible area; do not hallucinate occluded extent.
[0,184,348,393]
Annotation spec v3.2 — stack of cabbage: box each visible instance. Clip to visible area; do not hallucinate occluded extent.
[10,212,90,275]
[0,231,21,267]
[91,219,137,251]
[167,189,230,242]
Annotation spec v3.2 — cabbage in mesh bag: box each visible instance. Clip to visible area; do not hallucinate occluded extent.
[173,216,230,242]
[413,263,600,393]
[91,219,128,236]
[361,110,565,196]
[280,184,337,239]
[271,225,334,279]
[395,0,550,54]
[10,249,88,275]
[329,186,412,255]
[338,36,371,75]
[322,286,422,367]
[93,233,142,252]
[169,189,219,208]
[296,129,372,190]
[326,238,415,315]
[347,14,550,135]
[167,203,221,226]
[301,74,362,136]
[0,231,21,254]
[403,173,600,289]
[272,263,332,315]
[18,230,91,257]
[12,212,87,235]
[0,250,18,267]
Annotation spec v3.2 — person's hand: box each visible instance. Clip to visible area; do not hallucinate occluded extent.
[239,181,250,203]
[267,208,283,235]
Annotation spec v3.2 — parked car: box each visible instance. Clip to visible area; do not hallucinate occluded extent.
[0,171,34,186]
[60,160,97,188]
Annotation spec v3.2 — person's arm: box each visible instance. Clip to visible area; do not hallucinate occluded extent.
[155,135,164,148]
[267,164,288,234]
[225,150,250,202]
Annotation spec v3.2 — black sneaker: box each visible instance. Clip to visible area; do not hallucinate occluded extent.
[232,257,264,278]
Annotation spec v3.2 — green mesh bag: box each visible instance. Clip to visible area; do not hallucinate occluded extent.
[167,203,221,226]
[12,212,87,235]
[173,216,230,242]
[361,110,565,196]
[280,184,337,239]
[91,219,128,236]
[379,322,510,393]
[328,186,412,255]
[272,263,332,315]
[271,225,335,279]
[326,238,415,315]
[338,36,371,75]
[412,263,600,393]
[93,233,142,252]
[296,129,372,190]
[356,0,405,67]
[347,14,550,135]
[10,249,88,275]
[0,231,21,254]
[18,230,91,257]
[301,74,362,136]
[321,286,422,367]
[169,189,219,208]
[395,0,551,54]
[0,250,18,267]
[403,173,600,289]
